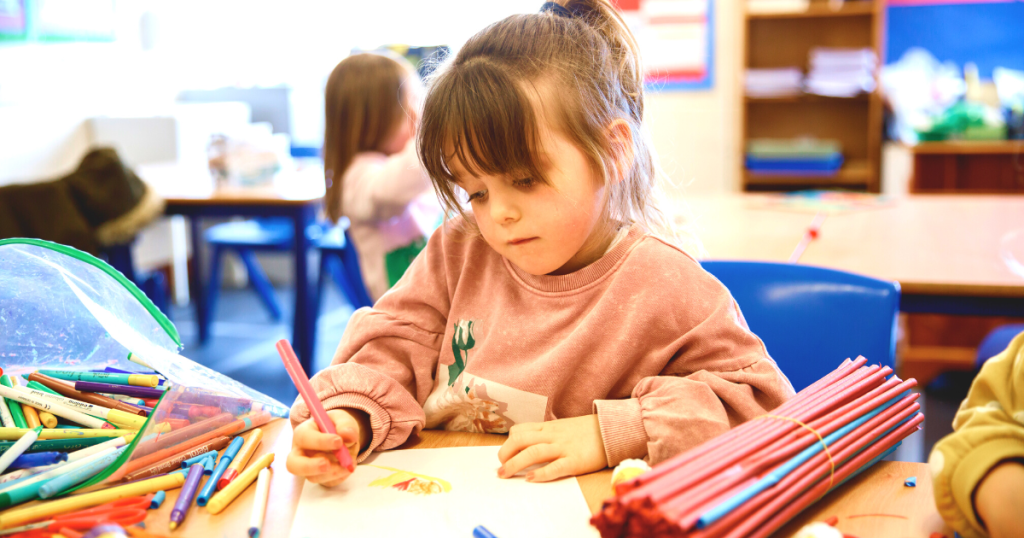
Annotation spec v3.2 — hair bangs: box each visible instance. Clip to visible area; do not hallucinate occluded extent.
[419,59,548,217]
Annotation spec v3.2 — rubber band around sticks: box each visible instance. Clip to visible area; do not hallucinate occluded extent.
[762,414,836,496]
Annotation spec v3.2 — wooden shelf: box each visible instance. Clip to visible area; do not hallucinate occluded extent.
[745,93,870,104]
[747,1,874,19]
[910,140,1024,155]
[745,158,871,187]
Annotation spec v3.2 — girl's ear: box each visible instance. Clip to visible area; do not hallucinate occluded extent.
[605,119,634,185]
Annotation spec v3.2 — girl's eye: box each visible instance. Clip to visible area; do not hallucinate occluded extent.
[467,190,487,202]
[512,177,535,189]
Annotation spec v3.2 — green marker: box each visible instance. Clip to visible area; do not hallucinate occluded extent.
[0,377,27,429]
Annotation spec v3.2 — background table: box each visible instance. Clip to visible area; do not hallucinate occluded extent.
[140,163,326,372]
[685,193,1024,317]
[143,419,953,537]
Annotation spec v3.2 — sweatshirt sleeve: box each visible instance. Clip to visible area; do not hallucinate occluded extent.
[289,224,453,459]
[930,330,1024,538]
[344,139,435,223]
[593,272,796,466]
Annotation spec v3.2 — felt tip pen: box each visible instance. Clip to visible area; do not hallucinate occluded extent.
[247,467,271,538]
[14,385,146,430]
[218,428,264,490]
[73,381,164,400]
[168,463,204,530]
[0,426,42,475]
[7,451,68,470]
[38,448,124,499]
[36,370,160,388]
[26,373,148,417]
[197,436,244,505]
[150,490,166,509]
[0,385,113,430]
[276,339,354,472]
[473,525,500,538]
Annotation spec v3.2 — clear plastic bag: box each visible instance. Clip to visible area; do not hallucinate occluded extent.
[0,239,287,491]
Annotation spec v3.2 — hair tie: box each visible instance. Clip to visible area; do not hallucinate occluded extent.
[540,1,574,18]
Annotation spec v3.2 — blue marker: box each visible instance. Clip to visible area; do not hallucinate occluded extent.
[180,450,217,469]
[150,490,166,509]
[7,451,68,470]
[473,526,499,538]
[197,436,244,506]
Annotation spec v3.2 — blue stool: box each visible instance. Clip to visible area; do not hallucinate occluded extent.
[203,218,295,335]
[316,219,373,312]
[101,243,169,315]
[976,324,1024,369]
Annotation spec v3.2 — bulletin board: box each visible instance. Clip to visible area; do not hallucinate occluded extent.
[0,0,27,42]
[617,0,714,91]
[886,0,1024,78]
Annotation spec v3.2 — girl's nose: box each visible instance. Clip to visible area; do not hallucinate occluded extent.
[490,193,520,224]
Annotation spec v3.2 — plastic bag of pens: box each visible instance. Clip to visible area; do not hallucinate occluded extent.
[0,239,288,504]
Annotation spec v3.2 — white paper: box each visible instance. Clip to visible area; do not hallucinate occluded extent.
[289,446,600,538]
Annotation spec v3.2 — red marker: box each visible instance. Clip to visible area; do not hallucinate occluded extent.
[275,339,355,472]
[788,211,826,263]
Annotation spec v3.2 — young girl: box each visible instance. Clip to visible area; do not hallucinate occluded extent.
[289,0,794,487]
[322,52,442,302]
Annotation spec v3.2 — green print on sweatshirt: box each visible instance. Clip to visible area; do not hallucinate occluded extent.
[449,320,475,386]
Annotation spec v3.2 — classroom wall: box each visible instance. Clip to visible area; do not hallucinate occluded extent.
[646,0,742,196]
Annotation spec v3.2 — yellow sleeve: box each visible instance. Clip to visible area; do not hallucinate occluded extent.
[929,330,1024,538]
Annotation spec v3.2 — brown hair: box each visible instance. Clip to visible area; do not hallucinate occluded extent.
[417,0,700,253]
[323,52,420,223]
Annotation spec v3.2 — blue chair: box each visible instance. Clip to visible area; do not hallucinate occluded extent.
[101,243,169,315]
[700,261,901,392]
[316,218,373,312]
[975,324,1024,369]
[203,218,295,334]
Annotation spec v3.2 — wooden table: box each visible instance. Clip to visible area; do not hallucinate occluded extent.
[145,419,953,538]
[686,193,1024,317]
[138,163,326,372]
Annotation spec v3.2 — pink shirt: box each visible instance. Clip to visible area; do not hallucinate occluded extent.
[291,218,795,466]
[341,139,442,301]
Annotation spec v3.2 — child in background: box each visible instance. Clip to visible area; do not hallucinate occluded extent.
[289,0,794,488]
[322,52,443,302]
[931,330,1024,538]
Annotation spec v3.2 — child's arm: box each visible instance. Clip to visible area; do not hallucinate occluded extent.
[344,139,435,222]
[931,331,1024,538]
[289,224,454,462]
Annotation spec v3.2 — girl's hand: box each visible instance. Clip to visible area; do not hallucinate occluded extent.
[496,415,608,482]
[286,408,370,487]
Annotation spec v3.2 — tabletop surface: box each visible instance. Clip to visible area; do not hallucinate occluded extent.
[685,193,1024,297]
[138,419,953,538]
[138,162,326,206]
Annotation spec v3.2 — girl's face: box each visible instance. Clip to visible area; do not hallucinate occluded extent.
[450,111,615,276]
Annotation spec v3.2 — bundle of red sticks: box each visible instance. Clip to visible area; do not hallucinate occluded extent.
[591,357,922,538]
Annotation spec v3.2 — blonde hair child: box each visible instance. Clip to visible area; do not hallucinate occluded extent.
[322,52,442,301]
[288,1,794,489]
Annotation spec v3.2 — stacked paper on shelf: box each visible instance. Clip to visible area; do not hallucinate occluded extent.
[746,0,810,14]
[805,47,877,97]
[745,68,804,98]
[745,138,843,176]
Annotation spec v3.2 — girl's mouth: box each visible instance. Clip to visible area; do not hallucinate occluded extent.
[508,237,537,246]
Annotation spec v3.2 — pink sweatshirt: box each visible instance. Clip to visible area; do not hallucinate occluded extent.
[341,139,443,301]
[291,219,795,466]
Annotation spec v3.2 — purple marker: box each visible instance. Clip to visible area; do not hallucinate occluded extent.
[169,462,204,530]
[74,381,165,399]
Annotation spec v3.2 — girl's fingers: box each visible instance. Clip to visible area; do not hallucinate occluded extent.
[498,443,560,479]
[295,422,345,452]
[497,430,549,464]
[307,467,352,486]
[526,457,574,483]
[286,449,332,477]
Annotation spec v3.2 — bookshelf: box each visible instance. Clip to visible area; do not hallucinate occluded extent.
[741,0,885,192]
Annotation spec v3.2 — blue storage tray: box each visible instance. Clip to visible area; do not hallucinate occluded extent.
[745,154,844,175]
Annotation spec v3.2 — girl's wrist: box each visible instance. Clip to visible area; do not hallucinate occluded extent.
[975,460,1024,536]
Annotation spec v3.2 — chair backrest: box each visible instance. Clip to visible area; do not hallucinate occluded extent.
[700,261,900,392]
[317,218,374,309]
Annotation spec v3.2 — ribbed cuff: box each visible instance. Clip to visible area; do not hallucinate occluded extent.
[594,398,649,467]
[316,393,391,463]
[951,438,1024,533]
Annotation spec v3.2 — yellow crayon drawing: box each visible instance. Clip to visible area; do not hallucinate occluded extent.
[368,465,452,495]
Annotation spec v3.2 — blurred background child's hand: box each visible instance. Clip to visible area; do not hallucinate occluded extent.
[287,408,370,487]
